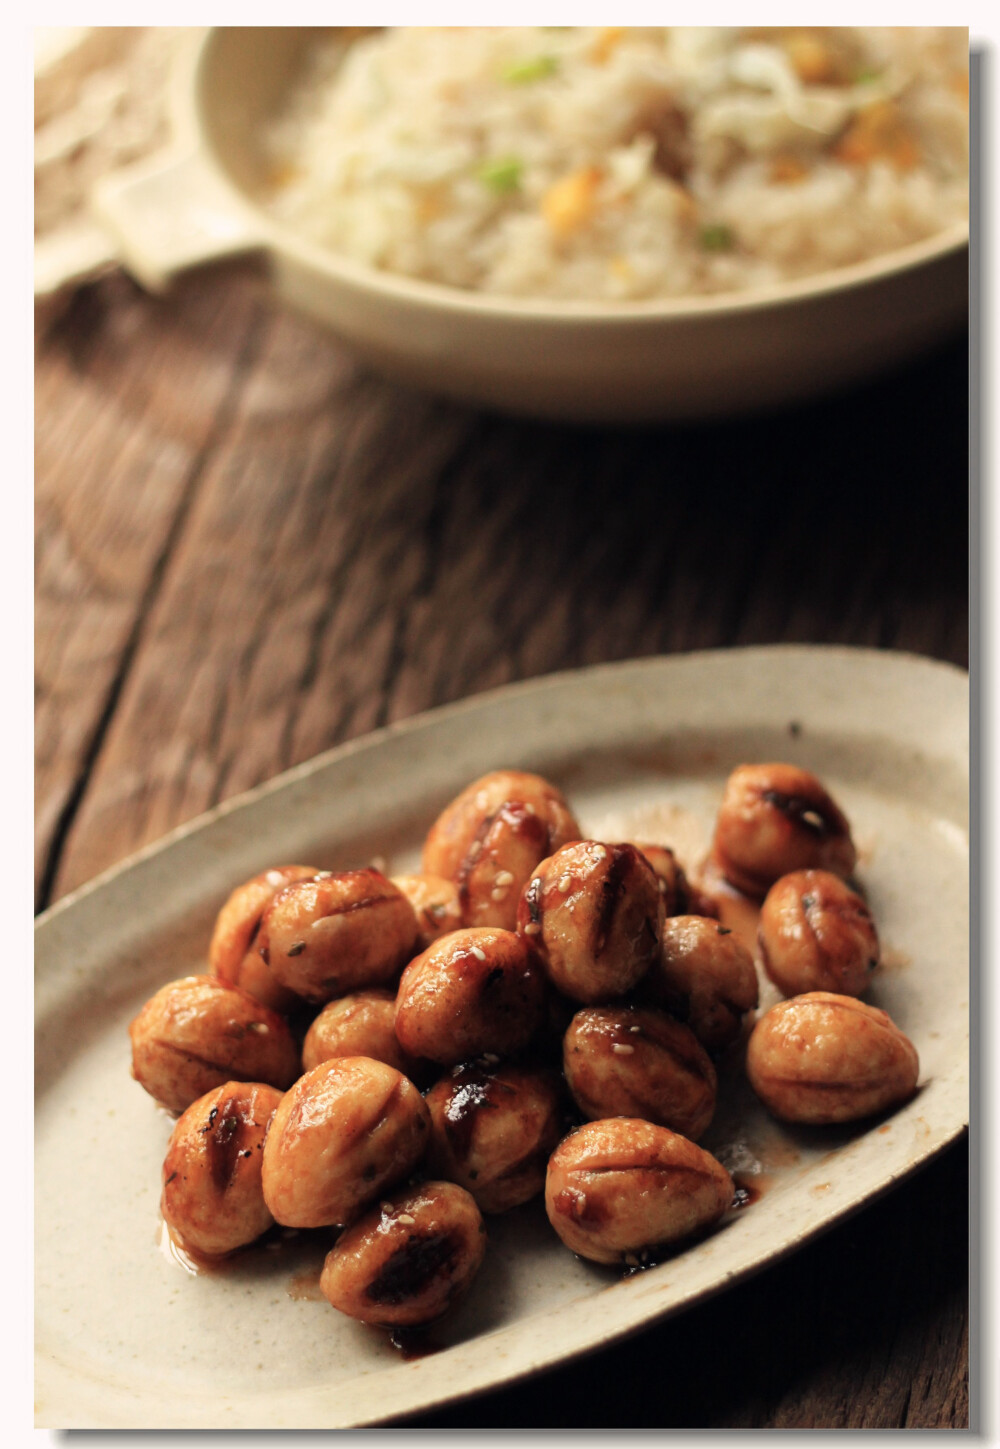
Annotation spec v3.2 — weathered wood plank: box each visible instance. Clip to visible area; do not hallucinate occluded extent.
[36,266,968,908]
[44,303,968,897]
[34,268,266,906]
[46,303,478,896]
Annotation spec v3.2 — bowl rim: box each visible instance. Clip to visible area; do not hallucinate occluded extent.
[187,26,970,326]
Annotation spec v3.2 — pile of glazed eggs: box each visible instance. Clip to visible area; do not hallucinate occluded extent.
[130,764,918,1328]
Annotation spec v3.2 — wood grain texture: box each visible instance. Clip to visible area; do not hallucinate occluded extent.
[36,267,968,906]
[34,269,266,906]
[34,261,969,1428]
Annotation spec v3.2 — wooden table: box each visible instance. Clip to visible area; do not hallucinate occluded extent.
[35,263,969,1429]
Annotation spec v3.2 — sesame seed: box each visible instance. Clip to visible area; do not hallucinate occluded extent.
[481,1052,500,1065]
[624,1252,639,1267]
[558,874,573,892]
[471,946,487,961]
[396,1213,416,1226]
[523,921,541,936]
[494,870,514,886]
[381,1202,394,1214]
[369,855,387,873]
[314,870,333,880]
[490,888,507,902]
[629,1024,642,1033]
[612,1043,635,1055]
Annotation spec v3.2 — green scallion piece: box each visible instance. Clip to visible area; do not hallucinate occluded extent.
[854,67,882,84]
[478,156,524,194]
[699,223,735,253]
[502,54,558,84]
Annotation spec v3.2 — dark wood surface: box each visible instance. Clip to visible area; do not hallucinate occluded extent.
[34,262,970,1429]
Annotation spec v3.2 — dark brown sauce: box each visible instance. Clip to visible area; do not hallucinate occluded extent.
[159,1219,337,1289]
[202,1092,258,1191]
[761,788,831,837]
[620,1247,669,1277]
[618,1215,724,1280]
[731,1174,764,1209]
[366,1232,458,1306]
[754,1136,801,1170]
[592,845,630,956]
[880,943,912,972]
[287,1268,326,1301]
[498,799,551,851]
[386,1326,443,1360]
[554,1184,608,1226]
[157,1219,228,1276]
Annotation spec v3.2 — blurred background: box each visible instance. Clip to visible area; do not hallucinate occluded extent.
[35,27,970,1430]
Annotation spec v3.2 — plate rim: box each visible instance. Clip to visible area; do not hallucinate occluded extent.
[35,643,968,932]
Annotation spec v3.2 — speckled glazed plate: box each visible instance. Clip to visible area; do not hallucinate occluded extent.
[35,646,969,1429]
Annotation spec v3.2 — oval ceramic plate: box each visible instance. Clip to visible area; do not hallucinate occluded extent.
[35,646,969,1428]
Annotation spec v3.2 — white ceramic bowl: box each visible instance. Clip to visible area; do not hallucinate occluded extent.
[92,28,969,423]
